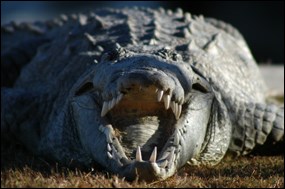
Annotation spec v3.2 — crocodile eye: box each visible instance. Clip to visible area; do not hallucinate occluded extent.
[100,45,129,64]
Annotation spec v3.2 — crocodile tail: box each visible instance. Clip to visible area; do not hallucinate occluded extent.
[229,102,284,155]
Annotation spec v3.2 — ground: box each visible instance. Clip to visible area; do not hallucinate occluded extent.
[1,141,284,187]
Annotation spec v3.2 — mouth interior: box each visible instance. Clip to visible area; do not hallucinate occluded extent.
[107,85,177,160]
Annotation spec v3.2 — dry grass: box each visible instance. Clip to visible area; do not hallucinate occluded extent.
[1,97,284,188]
[1,141,284,188]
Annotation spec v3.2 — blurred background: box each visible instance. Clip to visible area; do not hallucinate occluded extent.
[1,1,284,64]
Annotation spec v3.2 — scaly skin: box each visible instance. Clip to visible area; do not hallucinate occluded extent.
[1,7,283,181]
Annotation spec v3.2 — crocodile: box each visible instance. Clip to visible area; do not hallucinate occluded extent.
[1,7,284,181]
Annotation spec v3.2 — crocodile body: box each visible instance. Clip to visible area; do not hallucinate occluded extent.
[1,7,284,181]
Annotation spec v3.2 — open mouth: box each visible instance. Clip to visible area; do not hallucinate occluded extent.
[96,83,185,176]
[73,64,214,180]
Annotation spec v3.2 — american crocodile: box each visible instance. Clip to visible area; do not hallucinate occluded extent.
[1,7,284,181]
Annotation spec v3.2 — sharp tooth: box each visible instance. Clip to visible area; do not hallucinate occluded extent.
[163,94,170,110]
[107,143,112,151]
[155,88,158,93]
[110,97,116,110]
[112,147,121,160]
[174,103,178,118]
[149,146,157,163]
[106,134,113,143]
[136,146,143,162]
[175,104,182,120]
[157,89,164,102]
[104,124,115,143]
[107,100,112,112]
[158,151,170,161]
[115,93,123,105]
[101,101,109,117]
[105,124,115,135]
[107,151,113,159]
[177,104,182,119]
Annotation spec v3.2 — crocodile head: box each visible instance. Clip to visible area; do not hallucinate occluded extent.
[70,45,231,181]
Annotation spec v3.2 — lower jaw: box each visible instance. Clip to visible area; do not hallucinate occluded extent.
[100,113,182,181]
[119,159,178,181]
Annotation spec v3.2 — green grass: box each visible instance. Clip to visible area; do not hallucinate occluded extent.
[1,142,284,188]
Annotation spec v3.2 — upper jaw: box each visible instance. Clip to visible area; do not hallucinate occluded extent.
[99,66,188,120]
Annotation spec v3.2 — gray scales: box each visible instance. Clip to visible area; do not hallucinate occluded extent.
[1,7,283,181]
